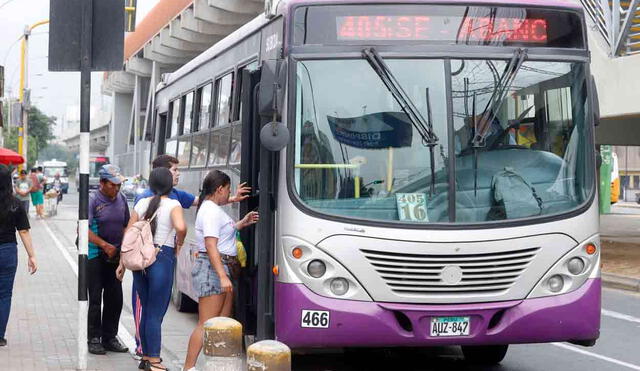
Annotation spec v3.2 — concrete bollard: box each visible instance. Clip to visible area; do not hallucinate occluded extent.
[203,317,243,371]
[247,340,291,371]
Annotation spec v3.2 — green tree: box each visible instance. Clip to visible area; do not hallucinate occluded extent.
[27,106,55,154]
[2,104,55,167]
[3,127,38,166]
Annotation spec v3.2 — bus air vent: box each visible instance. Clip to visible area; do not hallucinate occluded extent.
[360,247,539,296]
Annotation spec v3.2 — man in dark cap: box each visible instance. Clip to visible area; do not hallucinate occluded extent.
[86,164,129,355]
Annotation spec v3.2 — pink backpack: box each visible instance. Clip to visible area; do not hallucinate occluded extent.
[120,211,160,271]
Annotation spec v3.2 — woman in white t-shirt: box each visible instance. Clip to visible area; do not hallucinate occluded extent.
[183,170,258,371]
[124,167,186,371]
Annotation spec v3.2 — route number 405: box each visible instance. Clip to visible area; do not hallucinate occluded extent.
[301,310,330,328]
[396,193,429,222]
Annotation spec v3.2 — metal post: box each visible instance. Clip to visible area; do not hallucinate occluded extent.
[18,27,27,170]
[203,317,243,371]
[247,340,291,371]
[77,1,93,369]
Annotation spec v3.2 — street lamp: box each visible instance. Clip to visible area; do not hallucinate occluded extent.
[18,19,49,170]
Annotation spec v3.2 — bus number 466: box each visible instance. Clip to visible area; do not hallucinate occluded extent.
[301,310,330,328]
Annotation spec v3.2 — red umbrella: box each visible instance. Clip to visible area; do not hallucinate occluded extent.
[0,147,25,166]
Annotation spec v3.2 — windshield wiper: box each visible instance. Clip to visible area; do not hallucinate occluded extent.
[470,48,528,198]
[472,48,528,148]
[362,48,439,197]
[363,48,438,145]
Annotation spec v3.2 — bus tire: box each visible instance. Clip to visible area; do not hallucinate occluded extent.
[461,344,508,364]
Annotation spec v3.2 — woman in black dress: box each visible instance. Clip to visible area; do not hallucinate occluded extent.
[0,164,37,346]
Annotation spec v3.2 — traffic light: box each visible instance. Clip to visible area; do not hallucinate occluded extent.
[125,0,137,32]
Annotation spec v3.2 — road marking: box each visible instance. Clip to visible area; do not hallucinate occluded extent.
[41,219,138,358]
[602,309,640,324]
[552,343,640,370]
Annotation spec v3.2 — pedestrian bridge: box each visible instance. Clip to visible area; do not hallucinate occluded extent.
[102,0,640,176]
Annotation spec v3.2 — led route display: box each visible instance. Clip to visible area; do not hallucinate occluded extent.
[336,15,549,44]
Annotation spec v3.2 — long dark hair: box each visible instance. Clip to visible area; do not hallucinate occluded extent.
[144,167,173,235]
[197,170,231,212]
[0,165,20,221]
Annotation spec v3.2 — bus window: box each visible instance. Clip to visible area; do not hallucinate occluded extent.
[195,84,212,131]
[191,131,210,167]
[165,139,178,157]
[177,138,192,167]
[183,92,194,135]
[229,123,242,168]
[169,99,181,138]
[236,61,259,121]
[215,73,233,127]
[208,127,231,166]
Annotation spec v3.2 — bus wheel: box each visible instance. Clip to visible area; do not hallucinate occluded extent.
[461,345,508,364]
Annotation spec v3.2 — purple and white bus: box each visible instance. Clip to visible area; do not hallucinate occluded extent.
[154,0,600,364]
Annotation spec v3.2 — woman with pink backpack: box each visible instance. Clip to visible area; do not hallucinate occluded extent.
[120,167,186,371]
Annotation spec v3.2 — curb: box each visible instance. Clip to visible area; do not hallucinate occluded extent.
[602,272,640,292]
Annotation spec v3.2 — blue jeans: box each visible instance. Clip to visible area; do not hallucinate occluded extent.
[0,243,18,339]
[132,246,175,357]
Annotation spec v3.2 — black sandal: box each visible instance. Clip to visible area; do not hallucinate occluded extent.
[144,361,169,371]
[138,360,149,370]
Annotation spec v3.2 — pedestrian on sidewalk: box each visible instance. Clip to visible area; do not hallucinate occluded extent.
[0,164,37,347]
[183,170,258,371]
[86,164,130,355]
[29,168,45,219]
[120,167,186,371]
[131,155,249,357]
[14,170,32,214]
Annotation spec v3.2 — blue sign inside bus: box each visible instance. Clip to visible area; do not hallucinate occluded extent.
[326,111,412,149]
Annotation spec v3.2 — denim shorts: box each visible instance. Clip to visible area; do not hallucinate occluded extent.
[191,255,230,298]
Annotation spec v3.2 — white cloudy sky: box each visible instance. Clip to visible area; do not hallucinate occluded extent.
[0,0,160,121]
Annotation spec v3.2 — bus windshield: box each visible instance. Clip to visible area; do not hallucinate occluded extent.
[293,58,593,224]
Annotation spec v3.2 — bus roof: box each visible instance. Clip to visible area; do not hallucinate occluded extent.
[42,159,67,166]
[281,0,581,10]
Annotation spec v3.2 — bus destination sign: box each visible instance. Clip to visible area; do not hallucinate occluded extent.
[336,15,548,44]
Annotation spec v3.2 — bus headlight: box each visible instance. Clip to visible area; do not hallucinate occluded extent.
[307,260,326,278]
[528,236,600,299]
[330,278,349,296]
[567,257,585,275]
[548,275,564,292]
[280,236,372,301]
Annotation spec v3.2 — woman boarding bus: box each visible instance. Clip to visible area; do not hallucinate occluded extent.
[152,0,600,364]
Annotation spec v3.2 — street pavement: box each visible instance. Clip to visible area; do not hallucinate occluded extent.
[6,191,640,370]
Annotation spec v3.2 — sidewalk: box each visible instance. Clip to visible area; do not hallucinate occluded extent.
[0,215,138,370]
[600,203,640,292]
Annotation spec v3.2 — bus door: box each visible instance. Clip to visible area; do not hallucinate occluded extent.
[237,68,262,336]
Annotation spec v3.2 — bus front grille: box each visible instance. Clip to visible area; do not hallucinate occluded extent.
[361,247,539,296]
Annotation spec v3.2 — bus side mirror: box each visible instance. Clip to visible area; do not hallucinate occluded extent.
[259,59,289,152]
[590,75,600,127]
[258,59,287,119]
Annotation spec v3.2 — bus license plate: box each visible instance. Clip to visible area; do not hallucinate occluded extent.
[430,316,470,337]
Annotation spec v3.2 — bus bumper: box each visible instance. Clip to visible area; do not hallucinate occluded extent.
[274,278,601,348]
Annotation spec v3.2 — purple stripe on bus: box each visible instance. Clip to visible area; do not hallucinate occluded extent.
[275,278,600,348]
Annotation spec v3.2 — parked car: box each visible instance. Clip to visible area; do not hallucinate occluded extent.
[121,177,148,201]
